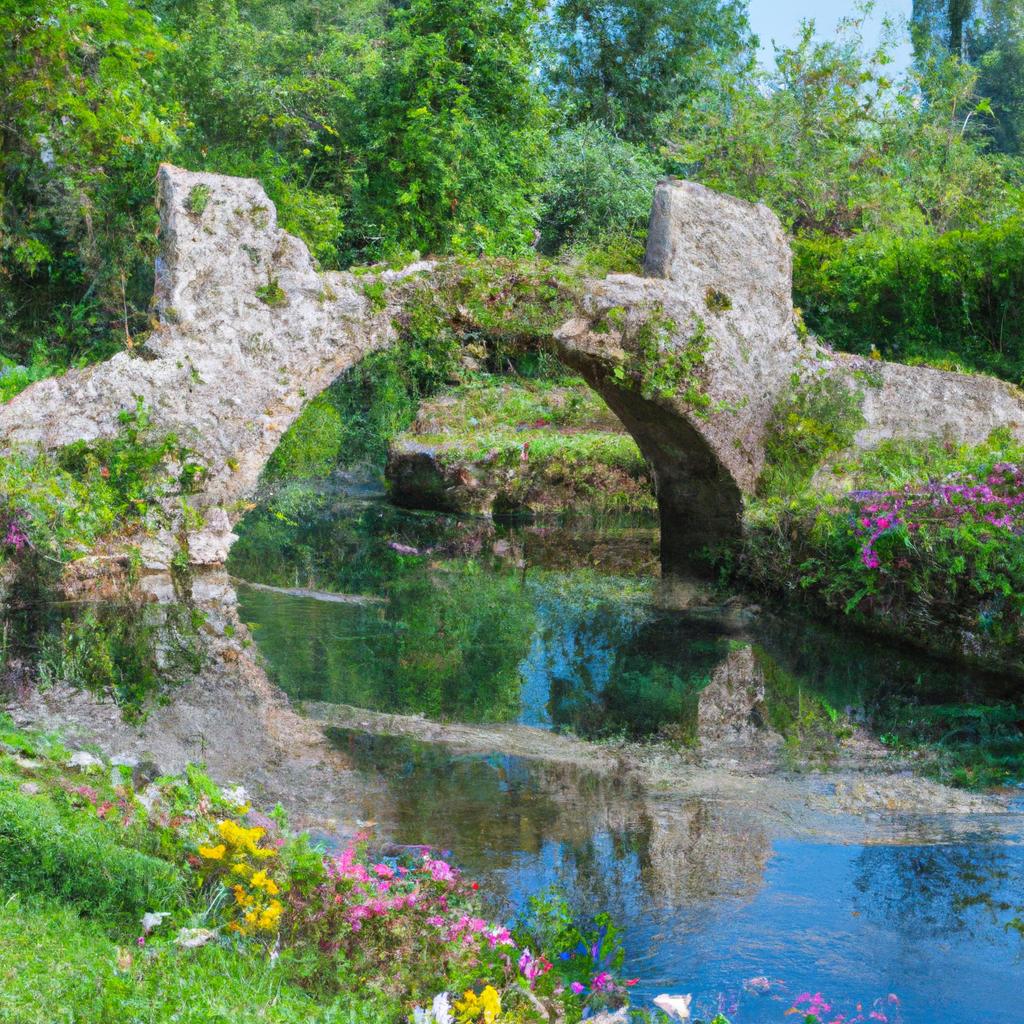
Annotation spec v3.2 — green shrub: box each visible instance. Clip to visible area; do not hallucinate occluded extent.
[759,371,867,496]
[0,398,198,566]
[794,219,1024,383]
[538,122,662,252]
[0,788,184,921]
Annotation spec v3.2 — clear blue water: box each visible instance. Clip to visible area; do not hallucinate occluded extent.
[230,492,1024,1023]
[330,732,1024,1024]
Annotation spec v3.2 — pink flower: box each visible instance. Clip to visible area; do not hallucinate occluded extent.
[423,856,457,883]
[518,949,553,987]
[570,982,585,995]
[372,863,395,879]
[486,927,513,948]
[591,971,613,992]
[3,518,29,551]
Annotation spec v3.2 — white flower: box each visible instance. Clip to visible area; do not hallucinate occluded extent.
[220,785,249,808]
[141,912,170,934]
[431,993,453,1024]
[174,928,217,948]
[410,993,453,1024]
[67,751,102,770]
[653,993,692,1021]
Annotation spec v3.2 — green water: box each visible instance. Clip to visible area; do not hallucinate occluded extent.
[229,489,1024,784]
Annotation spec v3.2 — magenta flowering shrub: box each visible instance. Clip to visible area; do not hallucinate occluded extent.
[285,838,570,1008]
[741,447,1024,670]
[285,838,513,999]
[850,460,1024,571]
[283,838,640,1018]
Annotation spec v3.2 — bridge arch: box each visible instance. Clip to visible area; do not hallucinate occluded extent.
[2,166,1022,574]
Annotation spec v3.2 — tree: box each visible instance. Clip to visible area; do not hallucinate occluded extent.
[351,0,550,258]
[537,122,663,251]
[668,14,1021,236]
[913,0,1024,153]
[540,0,753,141]
[0,0,178,364]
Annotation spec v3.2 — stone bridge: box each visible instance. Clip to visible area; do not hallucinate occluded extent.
[2,165,1022,572]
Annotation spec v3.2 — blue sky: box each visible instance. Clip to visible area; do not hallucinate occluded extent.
[748,0,914,72]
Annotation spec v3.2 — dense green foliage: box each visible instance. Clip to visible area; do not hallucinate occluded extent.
[354,0,550,256]
[794,216,1024,381]
[0,0,177,365]
[540,0,752,140]
[669,16,1022,237]
[538,123,662,253]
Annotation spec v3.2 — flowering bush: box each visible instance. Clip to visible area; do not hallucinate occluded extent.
[741,437,1024,677]
[195,819,284,935]
[285,837,539,1007]
[849,460,1024,571]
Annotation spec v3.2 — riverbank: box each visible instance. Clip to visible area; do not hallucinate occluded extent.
[0,714,646,1024]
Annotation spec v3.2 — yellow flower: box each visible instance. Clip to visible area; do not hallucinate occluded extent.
[257,899,283,931]
[217,819,278,858]
[198,843,226,860]
[250,870,279,895]
[232,862,253,879]
[455,986,501,1024]
[232,884,254,908]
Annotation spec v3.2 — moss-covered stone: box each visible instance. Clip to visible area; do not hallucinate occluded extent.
[385,381,655,517]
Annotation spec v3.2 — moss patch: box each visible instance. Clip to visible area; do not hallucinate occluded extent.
[388,381,655,517]
[759,368,866,496]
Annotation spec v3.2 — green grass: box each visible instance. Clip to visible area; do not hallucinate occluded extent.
[426,428,646,474]
[0,784,185,922]
[0,893,392,1024]
[409,377,620,435]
